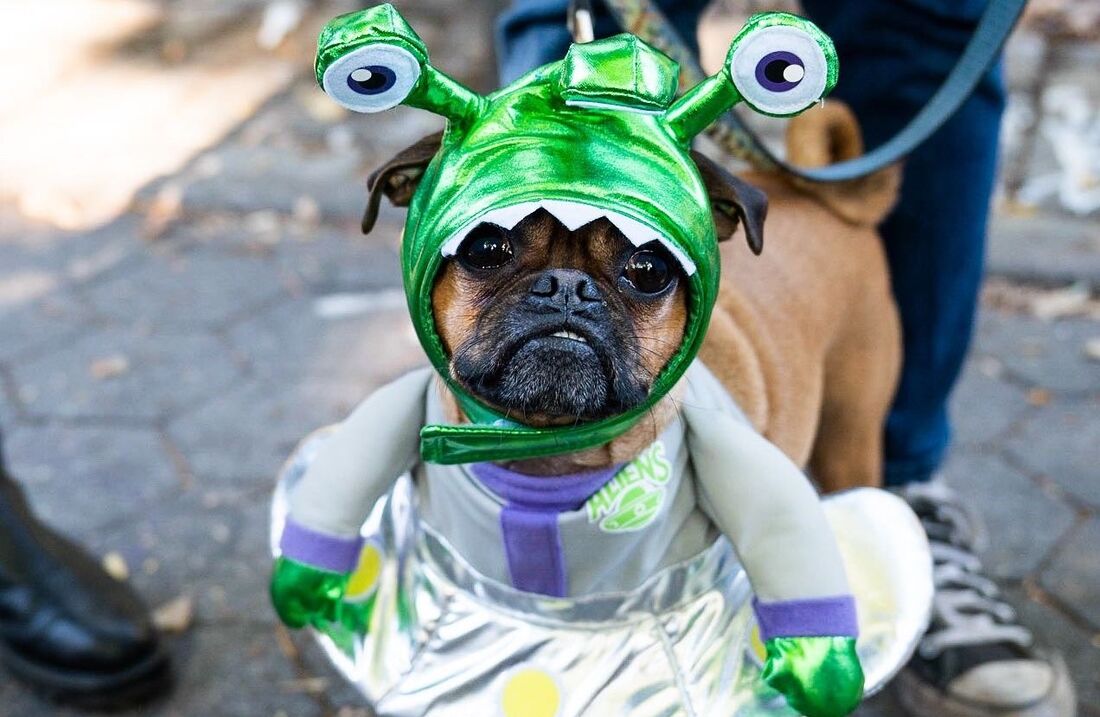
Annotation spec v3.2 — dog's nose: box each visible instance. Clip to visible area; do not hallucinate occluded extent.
[528,269,602,311]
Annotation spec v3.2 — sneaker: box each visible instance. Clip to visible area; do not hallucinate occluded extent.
[893,480,1076,717]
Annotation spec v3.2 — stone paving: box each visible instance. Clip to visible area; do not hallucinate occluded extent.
[0,2,1098,716]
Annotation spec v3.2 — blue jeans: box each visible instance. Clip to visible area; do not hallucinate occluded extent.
[496,0,1005,486]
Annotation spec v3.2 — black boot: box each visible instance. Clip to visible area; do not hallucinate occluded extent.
[0,465,171,708]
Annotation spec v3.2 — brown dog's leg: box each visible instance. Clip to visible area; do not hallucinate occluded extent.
[809,278,901,492]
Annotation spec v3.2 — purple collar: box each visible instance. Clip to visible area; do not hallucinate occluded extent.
[470,462,621,513]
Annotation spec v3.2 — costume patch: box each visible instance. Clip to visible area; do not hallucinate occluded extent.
[585,441,671,533]
[499,667,563,717]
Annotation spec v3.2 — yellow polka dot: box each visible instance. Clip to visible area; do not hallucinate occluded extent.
[500,668,561,717]
[344,544,382,602]
[749,624,767,663]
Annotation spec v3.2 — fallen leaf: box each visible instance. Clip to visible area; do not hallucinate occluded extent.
[89,354,130,380]
[981,278,1100,318]
[1028,282,1090,320]
[1026,387,1052,406]
[153,595,194,635]
[244,210,281,242]
[102,551,130,581]
[160,38,188,64]
[280,676,330,694]
[336,708,374,717]
[257,0,305,50]
[274,624,299,660]
[299,86,347,123]
[975,355,1004,379]
[1085,337,1100,362]
[293,195,320,224]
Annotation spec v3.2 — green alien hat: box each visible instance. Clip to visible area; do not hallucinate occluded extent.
[315,4,837,465]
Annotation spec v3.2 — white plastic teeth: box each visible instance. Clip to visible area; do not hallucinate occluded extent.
[551,330,587,343]
[440,199,697,276]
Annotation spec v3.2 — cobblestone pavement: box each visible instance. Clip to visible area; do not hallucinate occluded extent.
[0,3,1098,716]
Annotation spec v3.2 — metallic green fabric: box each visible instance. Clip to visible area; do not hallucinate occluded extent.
[560,34,679,111]
[315,5,837,464]
[270,556,346,629]
[762,636,864,717]
[315,4,426,85]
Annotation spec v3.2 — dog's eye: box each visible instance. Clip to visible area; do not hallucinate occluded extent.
[622,249,673,294]
[457,224,515,270]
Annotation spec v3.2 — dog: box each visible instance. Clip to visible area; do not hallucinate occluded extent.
[270,9,933,713]
[270,99,913,716]
[274,62,943,717]
[367,100,901,490]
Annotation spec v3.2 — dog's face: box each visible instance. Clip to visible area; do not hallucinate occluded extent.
[365,132,768,427]
[432,209,687,424]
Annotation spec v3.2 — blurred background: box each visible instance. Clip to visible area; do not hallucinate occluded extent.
[0,0,1097,714]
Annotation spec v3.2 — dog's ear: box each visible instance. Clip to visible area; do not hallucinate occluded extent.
[690,150,768,255]
[362,131,444,234]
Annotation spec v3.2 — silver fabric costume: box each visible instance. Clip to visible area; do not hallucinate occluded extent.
[270,433,933,717]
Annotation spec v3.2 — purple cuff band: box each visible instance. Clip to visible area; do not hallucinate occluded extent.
[752,595,859,640]
[279,517,363,573]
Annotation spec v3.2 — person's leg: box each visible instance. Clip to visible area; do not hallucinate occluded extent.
[799,2,1075,714]
[496,0,709,85]
[799,0,1002,487]
[0,428,170,707]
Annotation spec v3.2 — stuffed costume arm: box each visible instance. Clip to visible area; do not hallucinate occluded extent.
[272,368,432,628]
[682,403,863,717]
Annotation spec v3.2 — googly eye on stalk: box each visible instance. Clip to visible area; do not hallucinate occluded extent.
[314,4,484,125]
[664,12,837,142]
[727,14,837,117]
[322,43,422,112]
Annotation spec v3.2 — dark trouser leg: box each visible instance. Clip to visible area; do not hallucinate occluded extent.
[799,0,1005,486]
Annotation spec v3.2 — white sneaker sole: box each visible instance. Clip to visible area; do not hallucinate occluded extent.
[894,652,1076,717]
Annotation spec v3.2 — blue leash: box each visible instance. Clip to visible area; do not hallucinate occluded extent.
[602,0,1028,182]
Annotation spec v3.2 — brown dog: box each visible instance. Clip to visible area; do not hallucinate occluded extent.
[365,101,901,491]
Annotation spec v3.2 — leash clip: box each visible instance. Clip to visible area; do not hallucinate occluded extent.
[569,0,595,43]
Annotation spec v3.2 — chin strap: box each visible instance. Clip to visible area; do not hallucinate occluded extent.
[419,389,648,465]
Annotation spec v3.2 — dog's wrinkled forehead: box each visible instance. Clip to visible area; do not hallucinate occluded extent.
[439,200,697,275]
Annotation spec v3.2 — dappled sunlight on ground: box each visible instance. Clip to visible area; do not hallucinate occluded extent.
[0,0,324,230]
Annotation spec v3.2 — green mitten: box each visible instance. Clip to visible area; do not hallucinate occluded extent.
[762,636,863,717]
[270,556,348,629]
